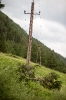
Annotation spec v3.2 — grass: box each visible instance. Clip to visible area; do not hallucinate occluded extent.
[0,52,66,100]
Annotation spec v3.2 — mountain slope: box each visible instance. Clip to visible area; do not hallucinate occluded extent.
[0,11,66,73]
[0,52,66,100]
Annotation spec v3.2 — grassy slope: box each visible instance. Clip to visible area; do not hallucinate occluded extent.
[0,52,66,100]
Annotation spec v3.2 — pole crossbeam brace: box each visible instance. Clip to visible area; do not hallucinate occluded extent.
[24,11,40,15]
[24,1,40,68]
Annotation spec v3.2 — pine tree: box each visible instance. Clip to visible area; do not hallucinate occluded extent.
[0,31,6,53]
[0,0,5,9]
[0,19,6,53]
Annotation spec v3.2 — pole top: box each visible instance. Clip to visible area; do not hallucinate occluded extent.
[33,0,34,2]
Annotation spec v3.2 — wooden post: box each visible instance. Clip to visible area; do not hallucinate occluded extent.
[26,1,34,68]
[36,42,41,66]
[40,46,41,66]
[24,0,40,68]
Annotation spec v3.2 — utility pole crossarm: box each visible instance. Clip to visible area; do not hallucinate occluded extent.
[24,10,41,15]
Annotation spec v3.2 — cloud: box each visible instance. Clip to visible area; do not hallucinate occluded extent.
[2,0,66,25]
[39,0,66,25]
[33,18,66,39]
[33,18,66,57]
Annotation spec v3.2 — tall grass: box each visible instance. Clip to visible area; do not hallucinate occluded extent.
[0,52,66,100]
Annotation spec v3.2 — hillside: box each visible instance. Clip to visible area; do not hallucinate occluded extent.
[0,52,66,100]
[0,11,66,73]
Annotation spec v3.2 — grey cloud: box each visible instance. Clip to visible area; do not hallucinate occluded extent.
[40,0,66,25]
[2,0,66,25]
[2,0,32,19]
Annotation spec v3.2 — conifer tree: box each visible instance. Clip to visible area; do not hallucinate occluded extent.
[0,0,5,9]
[0,1,6,52]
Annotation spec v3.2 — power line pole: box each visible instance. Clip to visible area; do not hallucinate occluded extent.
[36,42,41,66]
[24,0,40,68]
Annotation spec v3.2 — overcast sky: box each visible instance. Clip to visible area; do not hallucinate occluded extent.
[2,0,66,57]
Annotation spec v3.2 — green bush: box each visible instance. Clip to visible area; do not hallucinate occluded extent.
[40,72,62,90]
[17,65,35,82]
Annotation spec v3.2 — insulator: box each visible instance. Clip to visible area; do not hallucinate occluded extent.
[24,10,26,14]
[39,11,41,13]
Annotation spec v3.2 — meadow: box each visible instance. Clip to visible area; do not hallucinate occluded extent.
[0,52,66,100]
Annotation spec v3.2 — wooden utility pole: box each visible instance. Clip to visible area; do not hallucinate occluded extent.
[36,42,41,66]
[24,0,40,68]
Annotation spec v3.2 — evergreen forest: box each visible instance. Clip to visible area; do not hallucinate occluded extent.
[0,11,66,73]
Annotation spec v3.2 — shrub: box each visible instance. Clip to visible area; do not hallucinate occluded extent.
[40,72,62,90]
[17,65,35,82]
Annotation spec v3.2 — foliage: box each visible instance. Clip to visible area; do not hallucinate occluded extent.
[51,88,66,100]
[0,0,5,9]
[17,65,35,82]
[40,72,62,90]
[17,64,62,90]
[0,32,6,52]
[0,52,66,100]
[0,18,6,52]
